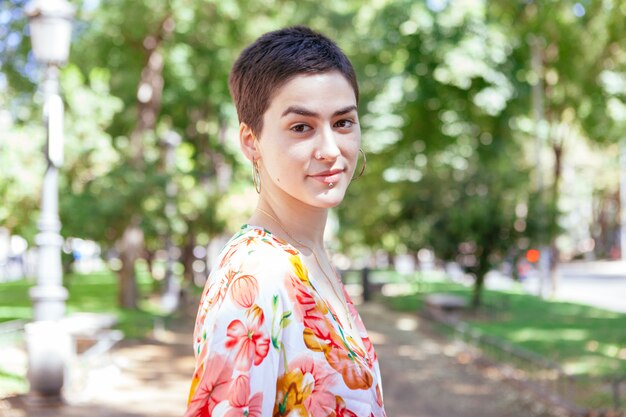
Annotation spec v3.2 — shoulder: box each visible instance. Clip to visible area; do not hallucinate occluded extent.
[193,227,299,348]
[215,225,297,275]
[205,226,302,301]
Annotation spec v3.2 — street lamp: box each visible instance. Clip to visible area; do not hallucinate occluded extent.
[25,0,75,399]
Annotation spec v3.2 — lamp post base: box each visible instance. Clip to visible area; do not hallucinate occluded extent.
[29,285,68,322]
[25,321,72,399]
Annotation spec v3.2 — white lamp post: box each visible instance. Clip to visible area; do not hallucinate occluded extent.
[25,0,75,399]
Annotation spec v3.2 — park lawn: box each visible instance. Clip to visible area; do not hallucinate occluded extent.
[0,268,175,397]
[378,273,626,378]
[0,268,170,339]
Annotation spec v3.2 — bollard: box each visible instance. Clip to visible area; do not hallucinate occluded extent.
[361,267,371,302]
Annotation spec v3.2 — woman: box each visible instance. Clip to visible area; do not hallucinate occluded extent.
[185,26,386,417]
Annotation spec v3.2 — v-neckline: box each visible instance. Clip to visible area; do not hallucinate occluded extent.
[240,224,370,360]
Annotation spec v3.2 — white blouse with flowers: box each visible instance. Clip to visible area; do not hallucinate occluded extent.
[185,225,386,417]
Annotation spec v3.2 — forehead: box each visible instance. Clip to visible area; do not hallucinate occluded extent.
[266,71,357,113]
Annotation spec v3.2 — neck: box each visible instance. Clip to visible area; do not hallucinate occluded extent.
[251,195,328,250]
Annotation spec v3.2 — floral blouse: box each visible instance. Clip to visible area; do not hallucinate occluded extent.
[185,225,386,417]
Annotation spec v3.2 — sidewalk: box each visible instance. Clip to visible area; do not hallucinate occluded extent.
[1,302,563,417]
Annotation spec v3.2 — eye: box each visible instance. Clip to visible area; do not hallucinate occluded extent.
[334,119,356,129]
[290,123,312,133]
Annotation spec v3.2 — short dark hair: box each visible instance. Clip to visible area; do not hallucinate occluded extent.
[228,26,359,136]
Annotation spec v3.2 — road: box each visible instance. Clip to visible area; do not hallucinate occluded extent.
[486,260,626,313]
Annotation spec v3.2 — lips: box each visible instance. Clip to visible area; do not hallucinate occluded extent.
[309,168,344,184]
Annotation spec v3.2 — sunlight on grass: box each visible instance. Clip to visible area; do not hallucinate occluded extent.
[0,269,170,337]
[563,355,623,375]
[0,307,32,322]
[380,275,626,379]
[508,328,590,343]
[0,370,28,397]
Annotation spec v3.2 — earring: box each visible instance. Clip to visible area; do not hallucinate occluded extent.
[252,159,261,193]
[352,148,366,181]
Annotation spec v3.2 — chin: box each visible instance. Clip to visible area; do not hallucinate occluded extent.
[313,190,347,208]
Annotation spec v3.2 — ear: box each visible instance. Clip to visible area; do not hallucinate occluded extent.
[239,122,259,163]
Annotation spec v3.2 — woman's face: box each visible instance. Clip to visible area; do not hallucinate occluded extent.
[255,71,360,209]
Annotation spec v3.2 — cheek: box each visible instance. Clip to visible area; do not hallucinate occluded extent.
[345,141,360,162]
[265,149,304,182]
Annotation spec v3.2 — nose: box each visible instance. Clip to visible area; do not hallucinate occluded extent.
[315,126,341,160]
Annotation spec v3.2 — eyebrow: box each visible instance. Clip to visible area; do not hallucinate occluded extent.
[280,105,358,118]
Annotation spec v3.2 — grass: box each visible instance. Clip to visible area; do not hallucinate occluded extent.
[0,267,175,397]
[376,272,626,378]
[0,267,173,339]
[0,369,27,396]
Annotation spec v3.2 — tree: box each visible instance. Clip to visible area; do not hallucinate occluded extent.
[338,0,537,307]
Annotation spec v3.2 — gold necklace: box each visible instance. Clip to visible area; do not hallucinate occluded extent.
[255,207,353,329]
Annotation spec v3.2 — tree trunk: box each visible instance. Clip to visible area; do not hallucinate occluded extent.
[116,217,144,309]
[471,250,491,309]
[115,14,174,308]
[549,139,564,298]
[471,272,484,310]
[181,233,196,284]
[144,248,161,293]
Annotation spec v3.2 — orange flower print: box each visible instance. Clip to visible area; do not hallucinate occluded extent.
[225,311,270,371]
[225,375,264,417]
[186,353,234,417]
[219,242,242,269]
[288,255,310,285]
[325,348,373,390]
[332,396,358,417]
[274,367,311,416]
[211,268,238,307]
[289,356,337,417]
[303,328,332,354]
[218,232,261,269]
[230,274,259,308]
[188,227,386,417]
[247,304,264,324]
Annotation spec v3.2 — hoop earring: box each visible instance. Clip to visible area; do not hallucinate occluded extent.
[252,160,261,193]
[352,148,366,181]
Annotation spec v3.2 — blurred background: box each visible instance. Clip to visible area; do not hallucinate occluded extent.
[1,0,625,416]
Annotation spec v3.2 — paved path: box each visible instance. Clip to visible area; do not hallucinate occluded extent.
[1,302,563,417]
[0,319,195,417]
[485,261,626,314]
[358,303,561,417]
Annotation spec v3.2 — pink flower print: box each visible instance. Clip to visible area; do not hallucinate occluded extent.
[375,383,383,407]
[185,353,234,417]
[285,274,334,343]
[225,312,270,371]
[362,336,377,368]
[224,375,264,417]
[333,396,358,417]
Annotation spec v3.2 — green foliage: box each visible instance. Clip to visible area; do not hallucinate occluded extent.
[2,0,626,308]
